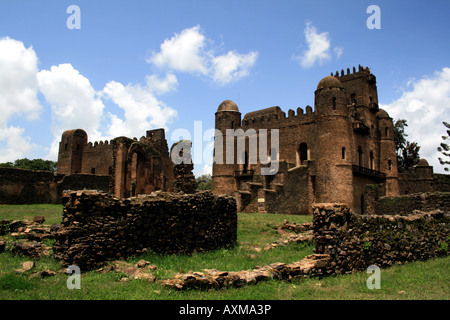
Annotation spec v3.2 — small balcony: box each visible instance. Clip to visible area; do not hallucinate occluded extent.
[352,121,370,135]
[352,165,386,180]
[235,169,254,178]
[369,102,379,112]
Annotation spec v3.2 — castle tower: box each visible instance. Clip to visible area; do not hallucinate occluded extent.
[212,100,242,195]
[335,65,379,111]
[313,76,355,206]
[57,129,88,174]
[377,109,400,196]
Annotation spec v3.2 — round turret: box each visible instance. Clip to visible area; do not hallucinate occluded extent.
[376,109,390,119]
[416,158,430,167]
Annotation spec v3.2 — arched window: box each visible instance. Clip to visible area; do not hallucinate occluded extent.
[298,143,308,165]
[388,159,392,171]
[243,151,249,173]
[342,147,346,160]
[332,97,337,110]
[358,146,363,167]
[385,127,389,137]
[369,151,374,170]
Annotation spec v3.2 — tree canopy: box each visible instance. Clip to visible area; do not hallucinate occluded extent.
[393,119,421,171]
[196,174,212,190]
[437,121,450,172]
[0,158,57,172]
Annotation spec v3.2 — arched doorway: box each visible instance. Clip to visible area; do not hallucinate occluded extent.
[125,145,151,197]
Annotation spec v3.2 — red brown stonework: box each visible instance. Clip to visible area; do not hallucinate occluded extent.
[57,128,176,198]
[212,66,400,214]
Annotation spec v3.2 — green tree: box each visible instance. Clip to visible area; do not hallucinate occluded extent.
[196,174,212,190]
[393,119,421,171]
[0,158,57,172]
[437,121,450,172]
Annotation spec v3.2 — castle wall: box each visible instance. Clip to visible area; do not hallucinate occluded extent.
[80,141,114,175]
[264,165,312,214]
[0,167,111,204]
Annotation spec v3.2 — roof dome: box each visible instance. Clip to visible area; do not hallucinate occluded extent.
[416,158,430,167]
[217,100,239,112]
[316,76,343,90]
[376,109,390,118]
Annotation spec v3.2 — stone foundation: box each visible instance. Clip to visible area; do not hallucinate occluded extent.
[53,190,237,271]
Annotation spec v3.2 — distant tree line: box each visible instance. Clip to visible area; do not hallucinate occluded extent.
[196,174,211,190]
[0,158,57,173]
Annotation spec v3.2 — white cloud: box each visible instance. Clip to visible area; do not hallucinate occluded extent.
[211,51,258,86]
[37,63,105,159]
[145,73,178,95]
[148,25,209,75]
[102,79,177,139]
[148,25,258,85]
[293,21,342,69]
[195,164,212,177]
[0,37,42,161]
[381,67,450,173]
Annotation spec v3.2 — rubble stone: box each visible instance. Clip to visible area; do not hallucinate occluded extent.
[53,190,237,271]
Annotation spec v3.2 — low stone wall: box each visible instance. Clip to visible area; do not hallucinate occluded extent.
[313,203,449,275]
[53,190,237,271]
[0,167,111,204]
[375,192,450,216]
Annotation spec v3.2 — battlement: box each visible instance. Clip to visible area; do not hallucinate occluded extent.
[332,64,373,79]
[242,105,315,128]
[87,140,112,148]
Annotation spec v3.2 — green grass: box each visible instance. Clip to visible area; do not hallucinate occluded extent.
[0,204,63,225]
[0,205,449,300]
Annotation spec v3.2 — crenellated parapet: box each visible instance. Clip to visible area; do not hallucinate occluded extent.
[241,105,315,129]
[87,139,111,148]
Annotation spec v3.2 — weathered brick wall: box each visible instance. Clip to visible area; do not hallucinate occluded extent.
[53,190,237,271]
[313,203,449,275]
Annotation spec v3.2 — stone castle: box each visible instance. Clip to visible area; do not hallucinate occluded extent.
[57,128,177,198]
[19,64,443,211]
[212,65,402,214]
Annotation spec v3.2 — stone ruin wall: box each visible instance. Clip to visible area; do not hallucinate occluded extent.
[0,167,111,204]
[52,190,237,271]
[162,194,449,290]
[313,200,449,275]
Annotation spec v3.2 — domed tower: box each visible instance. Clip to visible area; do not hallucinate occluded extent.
[315,76,348,115]
[212,100,242,195]
[313,76,355,206]
[57,129,88,174]
[377,109,400,196]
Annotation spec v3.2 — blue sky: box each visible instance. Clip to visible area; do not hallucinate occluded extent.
[0,0,449,175]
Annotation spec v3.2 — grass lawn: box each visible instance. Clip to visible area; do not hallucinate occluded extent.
[0,204,449,300]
